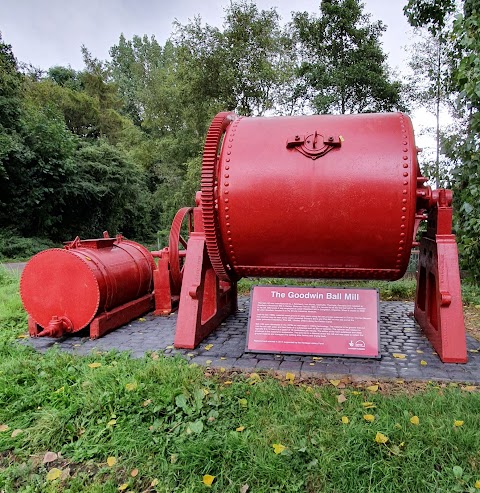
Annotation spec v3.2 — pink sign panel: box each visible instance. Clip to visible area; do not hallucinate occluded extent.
[247,286,380,358]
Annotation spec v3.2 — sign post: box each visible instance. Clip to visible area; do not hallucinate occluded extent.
[246,286,380,358]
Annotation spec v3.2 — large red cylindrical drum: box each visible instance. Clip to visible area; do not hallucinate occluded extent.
[20,237,155,332]
[202,112,420,281]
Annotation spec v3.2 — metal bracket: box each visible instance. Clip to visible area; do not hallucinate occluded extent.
[287,132,342,160]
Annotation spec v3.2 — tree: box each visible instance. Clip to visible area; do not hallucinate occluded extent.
[292,0,405,114]
[448,0,480,280]
[406,31,454,188]
[62,140,151,238]
[109,34,163,125]
[404,0,480,280]
[171,1,293,116]
[404,0,457,188]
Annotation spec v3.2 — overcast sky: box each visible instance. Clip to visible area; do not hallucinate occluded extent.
[2,1,434,147]
[1,0,412,72]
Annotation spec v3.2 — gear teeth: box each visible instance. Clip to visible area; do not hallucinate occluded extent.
[201,112,237,282]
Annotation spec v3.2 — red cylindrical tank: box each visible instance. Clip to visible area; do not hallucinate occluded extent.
[20,236,155,334]
[201,112,421,282]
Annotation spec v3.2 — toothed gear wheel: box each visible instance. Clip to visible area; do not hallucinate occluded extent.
[201,111,238,281]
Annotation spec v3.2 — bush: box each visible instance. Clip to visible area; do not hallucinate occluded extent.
[0,230,57,261]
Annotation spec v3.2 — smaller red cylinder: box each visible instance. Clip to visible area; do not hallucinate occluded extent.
[20,236,155,333]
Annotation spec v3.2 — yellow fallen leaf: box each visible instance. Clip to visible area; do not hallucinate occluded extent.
[396,380,405,384]
[329,379,341,387]
[46,468,62,481]
[220,357,226,360]
[54,386,64,393]
[248,373,261,384]
[352,391,361,395]
[0,424,9,432]
[454,420,464,427]
[107,419,117,427]
[166,345,174,349]
[410,416,420,425]
[236,426,245,432]
[272,443,286,454]
[362,402,376,409]
[238,398,248,408]
[206,360,212,365]
[219,367,226,372]
[139,317,146,322]
[366,385,379,393]
[11,429,22,438]
[88,362,102,368]
[17,334,28,339]
[475,479,480,489]
[125,382,137,391]
[131,468,139,477]
[151,479,159,487]
[107,456,116,467]
[416,349,424,354]
[392,353,406,359]
[341,416,349,424]
[420,360,427,366]
[204,344,213,351]
[151,352,159,360]
[309,363,315,366]
[312,357,322,361]
[202,474,215,486]
[143,399,152,406]
[285,372,295,383]
[202,388,210,396]
[118,483,129,491]
[469,349,479,353]
[363,414,375,422]
[375,432,389,444]
[224,381,232,385]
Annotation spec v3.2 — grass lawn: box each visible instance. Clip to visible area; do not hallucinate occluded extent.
[1,269,480,493]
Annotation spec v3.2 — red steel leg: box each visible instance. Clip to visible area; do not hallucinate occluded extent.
[174,232,237,349]
[414,190,467,363]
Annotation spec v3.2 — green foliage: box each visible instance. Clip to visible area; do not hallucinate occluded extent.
[404,0,456,36]
[404,1,480,281]
[0,232,56,261]
[292,0,405,114]
[0,34,23,130]
[448,2,480,281]
[238,278,417,301]
[0,101,76,237]
[62,140,152,238]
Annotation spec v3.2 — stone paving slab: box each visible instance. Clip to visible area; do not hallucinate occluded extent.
[22,298,480,384]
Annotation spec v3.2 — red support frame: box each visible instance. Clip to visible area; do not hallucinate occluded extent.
[173,233,237,349]
[414,189,467,363]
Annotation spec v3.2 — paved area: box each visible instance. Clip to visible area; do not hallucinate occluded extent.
[2,262,26,274]
[23,298,480,383]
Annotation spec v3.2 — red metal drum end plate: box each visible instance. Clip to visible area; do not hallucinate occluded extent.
[20,249,101,331]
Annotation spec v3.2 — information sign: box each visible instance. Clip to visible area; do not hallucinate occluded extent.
[246,286,380,358]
